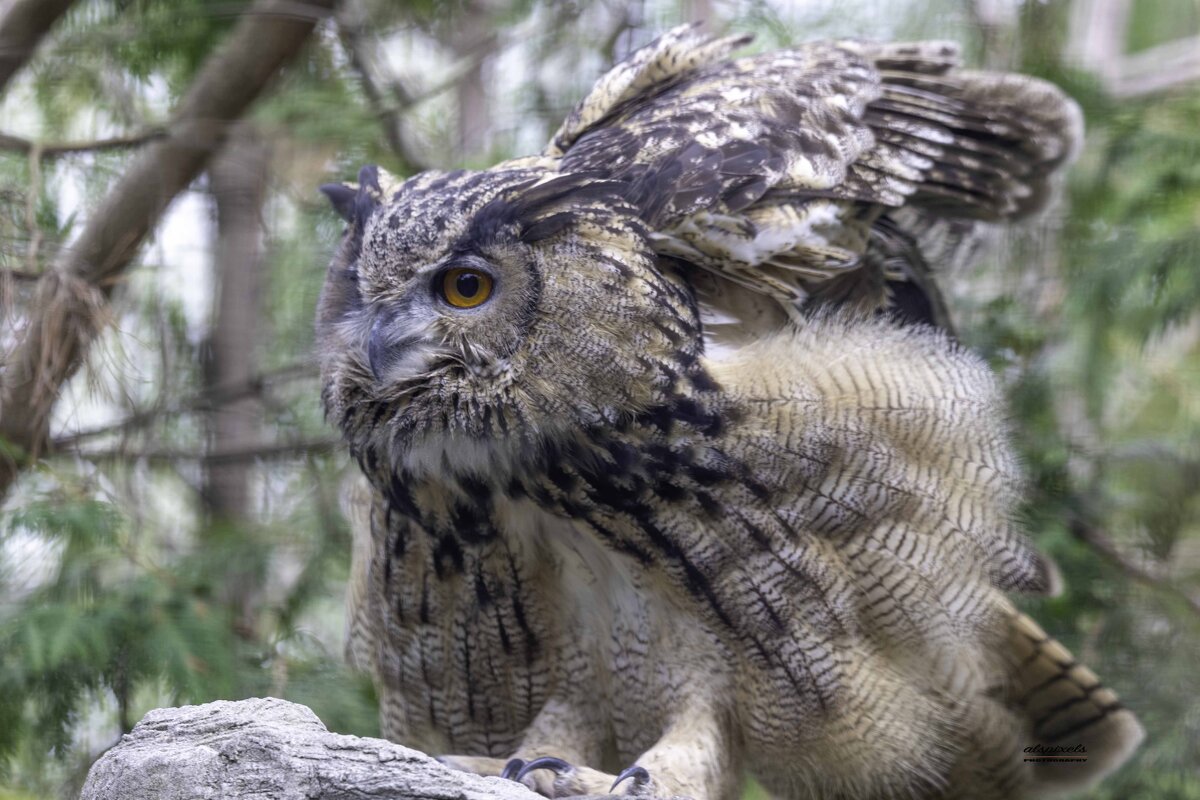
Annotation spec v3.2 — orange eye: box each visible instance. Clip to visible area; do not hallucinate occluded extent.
[439,267,493,309]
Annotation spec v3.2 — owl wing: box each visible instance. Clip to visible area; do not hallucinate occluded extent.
[694,316,1141,794]
[552,26,1082,329]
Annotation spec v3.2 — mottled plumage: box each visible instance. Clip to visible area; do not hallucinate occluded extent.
[318,26,1140,800]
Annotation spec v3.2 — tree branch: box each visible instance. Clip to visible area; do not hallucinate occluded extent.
[2,267,42,282]
[50,361,318,448]
[0,0,338,500]
[1069,510,1200,618]
[0,0,76,95]
[0,128,167,157]
[335,1,426,173]
[64,437,341,465]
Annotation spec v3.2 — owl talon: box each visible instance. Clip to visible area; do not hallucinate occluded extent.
[515,756,574,782]
[611,764,651,791]
[500,758,526,781]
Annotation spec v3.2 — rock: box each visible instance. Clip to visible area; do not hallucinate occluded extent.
[79,697,541,800]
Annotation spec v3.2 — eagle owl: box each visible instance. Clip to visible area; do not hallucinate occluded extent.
[317,25,1142,800]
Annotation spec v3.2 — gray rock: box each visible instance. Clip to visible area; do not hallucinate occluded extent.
[79,697,541,800]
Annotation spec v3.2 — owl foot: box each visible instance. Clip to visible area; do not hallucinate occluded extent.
[503,756,656,797]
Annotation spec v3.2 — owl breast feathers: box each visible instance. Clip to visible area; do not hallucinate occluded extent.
[318,25,1141,800]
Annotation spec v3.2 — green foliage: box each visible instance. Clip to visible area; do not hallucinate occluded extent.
[1,494,226,759]
[0,471,378,789]
[964,8,1200,796]
[1125,0,1200,52]
[35,0,250,114]
[107,0,250,88]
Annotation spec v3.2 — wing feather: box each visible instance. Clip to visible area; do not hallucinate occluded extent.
[546,30,1081,330]
[546,23,754,156]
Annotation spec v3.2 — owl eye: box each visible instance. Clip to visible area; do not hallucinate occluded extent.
[438,267,494,309]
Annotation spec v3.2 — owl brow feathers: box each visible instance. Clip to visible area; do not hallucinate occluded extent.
[322,166,674,260]
[456,172,632,250]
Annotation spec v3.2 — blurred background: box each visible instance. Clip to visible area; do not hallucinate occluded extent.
[0,0,1197,797]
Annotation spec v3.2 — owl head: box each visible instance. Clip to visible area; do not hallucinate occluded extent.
[316,165,704,478]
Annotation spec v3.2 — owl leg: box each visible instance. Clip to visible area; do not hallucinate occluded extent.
[506,756,626,797]
[438,753,616,798]
[438,694,608,797]
[619,704,740,800]
[508,697,738,800]
[500,695,611,797]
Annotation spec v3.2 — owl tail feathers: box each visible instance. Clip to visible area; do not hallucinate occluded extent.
[1007,610,1145,795]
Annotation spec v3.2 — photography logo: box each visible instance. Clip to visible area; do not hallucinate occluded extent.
[1024,744,1089,764]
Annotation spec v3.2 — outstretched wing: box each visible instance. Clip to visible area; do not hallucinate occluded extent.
[551,26,1082,331]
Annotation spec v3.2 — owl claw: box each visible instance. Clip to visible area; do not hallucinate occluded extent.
[514,756,574,782]
[611,764,651,792]
[500,758,525,781]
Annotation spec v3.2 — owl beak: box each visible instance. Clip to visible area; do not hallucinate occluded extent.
[368,324,385,382]
[367,313,400,382]
[367,307,429,383]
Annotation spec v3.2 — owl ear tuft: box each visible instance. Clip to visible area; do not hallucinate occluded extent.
[320,182,359,222]
[320,164,390,224]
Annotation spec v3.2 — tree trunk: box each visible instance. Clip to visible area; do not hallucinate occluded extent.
[0,0,337,501]
[205,128,268,524]
[204,126,270,638]
[449,2,492,160]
